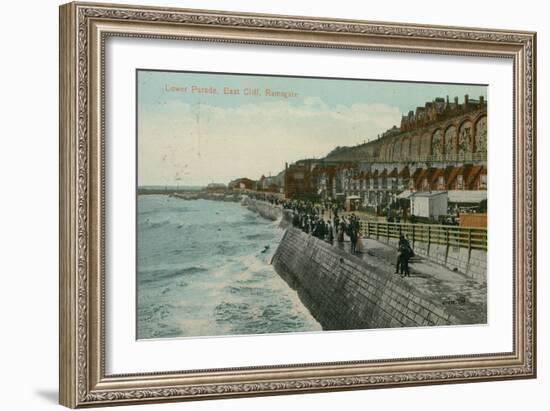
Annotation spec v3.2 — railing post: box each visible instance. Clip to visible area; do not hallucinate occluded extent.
[364,223,486,258]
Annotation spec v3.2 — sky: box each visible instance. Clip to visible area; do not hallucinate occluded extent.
[137,70,487,187]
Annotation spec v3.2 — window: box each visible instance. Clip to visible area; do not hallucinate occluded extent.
[480,174,487,189]
[457,174,464,189]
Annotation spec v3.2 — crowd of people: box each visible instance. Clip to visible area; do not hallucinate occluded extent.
[281,198,364,254]
[245,192,414,268]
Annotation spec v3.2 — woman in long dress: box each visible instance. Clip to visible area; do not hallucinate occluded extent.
[337,221,345,243]
[355,233,364,253]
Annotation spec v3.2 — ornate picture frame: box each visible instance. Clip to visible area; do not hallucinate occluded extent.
[59,1,536,408]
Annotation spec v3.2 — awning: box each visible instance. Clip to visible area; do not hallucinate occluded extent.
[466,165,484,187]
[448,190,487,203]
[411,168,423,184]
[414,168,429,186]
[447,166,463,186]
[398,166,410,178]
[396,190,412,199]
[430,168,444,184]
[411,190,447,198]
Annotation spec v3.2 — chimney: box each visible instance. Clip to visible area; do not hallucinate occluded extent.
[480,95,485,106]
[464,94,469,107]
[454,96,459,107]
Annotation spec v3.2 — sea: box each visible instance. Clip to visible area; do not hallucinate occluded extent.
[137,195,321,339]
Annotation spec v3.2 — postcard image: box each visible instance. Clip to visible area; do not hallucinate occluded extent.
[136,69,488,340]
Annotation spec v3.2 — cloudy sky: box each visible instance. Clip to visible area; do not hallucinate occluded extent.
[137,70,487,187]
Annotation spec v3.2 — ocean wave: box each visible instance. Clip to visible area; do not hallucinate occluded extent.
[215,301,251,324]
[138,266,208,284]
[244,233,272,240]
[142,219,171,229]
[213,300,311,335]
[180,266,208,275]
[215,242,243,256]
[137,195,321,339]
[227,285,267,297]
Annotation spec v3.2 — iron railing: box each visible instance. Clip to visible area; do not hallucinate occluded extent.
[386,152,487,163]
[361,221,487,251]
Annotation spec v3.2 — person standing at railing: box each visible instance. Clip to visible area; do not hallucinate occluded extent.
[395,234,414,277]
[327,220,334,244]
[350,226,358,253]
[355,224,364,253]
[337,217,345,243]
[351,214,361,236]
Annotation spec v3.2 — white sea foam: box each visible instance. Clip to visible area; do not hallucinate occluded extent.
[137,195,320,339]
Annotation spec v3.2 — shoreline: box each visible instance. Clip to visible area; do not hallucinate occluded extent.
[150,191,285,222]
[136,195,320,338]
[138,190,243,202]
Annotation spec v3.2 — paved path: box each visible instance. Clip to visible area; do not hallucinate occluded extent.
[334,237,487,324]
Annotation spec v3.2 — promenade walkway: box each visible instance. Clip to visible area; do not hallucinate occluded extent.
[336,237,487,325]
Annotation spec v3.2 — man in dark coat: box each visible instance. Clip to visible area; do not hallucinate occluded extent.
[395,234,413,276]
[350,227,358,254]
[327,221,334,244]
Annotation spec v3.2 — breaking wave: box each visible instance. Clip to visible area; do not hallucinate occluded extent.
[137,195,321,339]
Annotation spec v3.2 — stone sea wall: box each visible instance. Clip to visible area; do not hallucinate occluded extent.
[271,227,463,330]
[171,192,241,202]
[244,198,283,221]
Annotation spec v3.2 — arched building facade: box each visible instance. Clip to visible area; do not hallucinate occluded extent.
[378,112,487,163]
[318,94,487,212]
